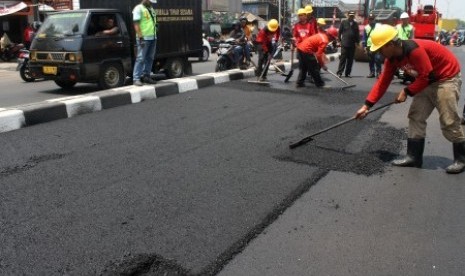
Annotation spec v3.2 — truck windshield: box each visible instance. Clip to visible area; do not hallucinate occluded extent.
[37,13,87,37]
[372,0,407,11]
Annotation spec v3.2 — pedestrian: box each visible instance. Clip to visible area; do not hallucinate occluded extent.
[396,12,414,40]
[295,19,338,88]
[354,24,465,174]
[23,23,34,49]
[132,0,157,86]
[336,11,360,78]
[363,13,382,78]
[254,19,280,82]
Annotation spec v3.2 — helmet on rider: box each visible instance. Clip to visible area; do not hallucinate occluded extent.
[297,8,306,16]
[304,5,313,14]
[267,19,279,32]
[369,24,398,52]
[317,18,326,26]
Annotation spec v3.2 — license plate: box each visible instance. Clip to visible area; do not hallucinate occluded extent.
[43,66,57,75]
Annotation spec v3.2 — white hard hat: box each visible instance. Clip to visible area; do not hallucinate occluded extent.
[400,12,409,19]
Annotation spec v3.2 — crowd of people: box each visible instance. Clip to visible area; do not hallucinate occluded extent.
[244,7,465,174]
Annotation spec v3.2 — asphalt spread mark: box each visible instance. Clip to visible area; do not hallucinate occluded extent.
[276,118,405,176]
[0,153,70,177]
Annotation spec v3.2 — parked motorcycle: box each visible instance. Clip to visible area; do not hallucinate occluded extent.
[215,38,251,72]
[16,49,35,82]
[0,42,25,61]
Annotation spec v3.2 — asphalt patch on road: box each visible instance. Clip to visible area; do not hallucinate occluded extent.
[227,79,369,106]
[100,253,190,276]
[277,115,406,176]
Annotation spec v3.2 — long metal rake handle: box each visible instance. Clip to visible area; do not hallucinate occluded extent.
[326,69,350,85]
[289,101,396,149]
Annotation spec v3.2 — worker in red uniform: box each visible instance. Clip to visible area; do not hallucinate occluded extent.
[304,5,318,37]
[293,8,313,45]
[355,24,465,174]
[295,18,338,88]
[254,19,280,81]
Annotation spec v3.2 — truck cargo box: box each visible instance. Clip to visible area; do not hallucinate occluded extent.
[79,0,203,60]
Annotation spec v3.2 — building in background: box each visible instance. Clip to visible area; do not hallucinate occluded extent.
[0,0,73,47]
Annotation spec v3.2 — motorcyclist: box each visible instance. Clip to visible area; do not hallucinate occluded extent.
[239,16,252,64]
[229,21,246,68]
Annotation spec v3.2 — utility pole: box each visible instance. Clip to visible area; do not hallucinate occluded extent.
[32,0,39,22]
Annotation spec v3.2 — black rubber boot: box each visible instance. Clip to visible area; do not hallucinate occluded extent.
[445,142,465,174]
[392,138,425,168]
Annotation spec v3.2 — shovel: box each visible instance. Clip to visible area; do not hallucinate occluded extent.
[326,69,356,90]
[248,46,283,85]
[289,101,395,149]
[284,45,295,83]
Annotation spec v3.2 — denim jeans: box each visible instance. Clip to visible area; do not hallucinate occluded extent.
[133,38,157,81]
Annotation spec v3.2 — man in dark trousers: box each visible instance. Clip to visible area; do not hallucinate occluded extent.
[295,19,338,88]
[336,11,360,78]
[355,24,465,174]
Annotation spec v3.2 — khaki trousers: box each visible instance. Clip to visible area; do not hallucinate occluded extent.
[408,73,465,143]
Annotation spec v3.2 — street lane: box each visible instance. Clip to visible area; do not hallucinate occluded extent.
[0,54,243,108]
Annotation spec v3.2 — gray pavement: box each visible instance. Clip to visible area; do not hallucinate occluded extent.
[219,100,465,276]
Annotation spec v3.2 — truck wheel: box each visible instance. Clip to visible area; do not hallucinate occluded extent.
[200,46,209,61]
[166,58,184,78]
[54,80,77,89]
[98,62,124,89]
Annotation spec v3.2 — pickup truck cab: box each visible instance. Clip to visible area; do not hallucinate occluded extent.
[30,9,132,89]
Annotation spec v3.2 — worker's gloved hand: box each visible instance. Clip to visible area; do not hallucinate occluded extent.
[355,105,369,120]
[395,89,407,103]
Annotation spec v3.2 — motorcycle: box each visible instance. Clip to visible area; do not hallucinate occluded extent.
[16,49,35,82]
[215,38,251,72]
[453,33,464,47]
[0,42,25,61]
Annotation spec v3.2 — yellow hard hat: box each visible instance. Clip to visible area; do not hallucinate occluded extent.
[297,8,306,15]
[304,5,313,14]
[370,24,398,52]
[317,18,326,25]
[267,19,279,32]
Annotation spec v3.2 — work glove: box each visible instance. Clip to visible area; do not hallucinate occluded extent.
[355,105,369,120]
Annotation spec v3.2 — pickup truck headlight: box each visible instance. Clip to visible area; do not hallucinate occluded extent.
[30,51,37,62]
[65,52,82,63]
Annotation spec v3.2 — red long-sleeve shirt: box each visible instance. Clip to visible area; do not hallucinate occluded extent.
[365,39,460,107]
[296,32,329,65]
[255,26,280,53]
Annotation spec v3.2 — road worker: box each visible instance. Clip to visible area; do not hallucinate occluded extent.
[354,24,465,174]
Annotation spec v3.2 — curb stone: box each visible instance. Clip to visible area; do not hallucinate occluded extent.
[0,53,340,134]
